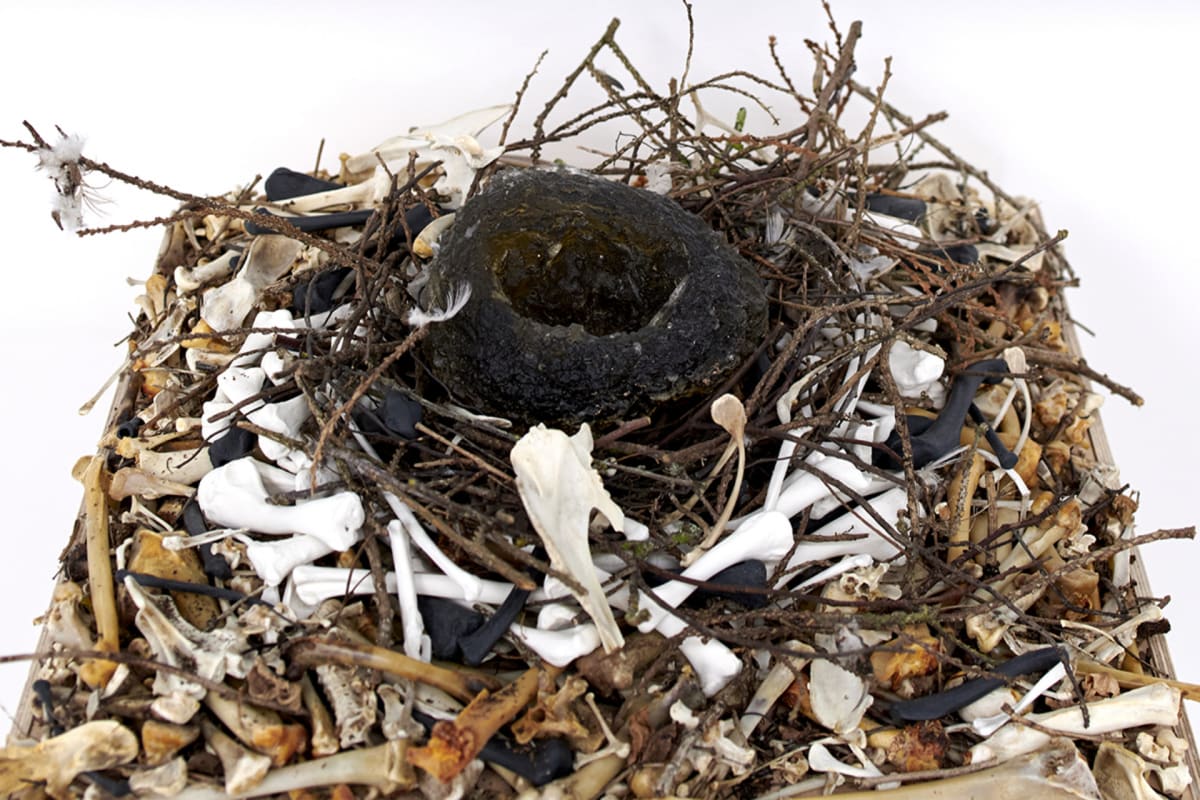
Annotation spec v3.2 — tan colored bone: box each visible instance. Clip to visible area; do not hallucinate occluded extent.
[77,453,119,688]
[0,720,138,800]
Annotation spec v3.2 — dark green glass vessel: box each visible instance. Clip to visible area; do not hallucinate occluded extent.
[423,168,767,424]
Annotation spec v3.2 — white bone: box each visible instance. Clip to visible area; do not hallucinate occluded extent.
[511,423,626,652]
[776,487,909,584]
[201,236,304,332]
[510,623,601,667]
[198,457,364,551]
[889,340,945,398]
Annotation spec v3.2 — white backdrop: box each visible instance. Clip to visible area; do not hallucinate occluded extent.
[0,1,1196,735]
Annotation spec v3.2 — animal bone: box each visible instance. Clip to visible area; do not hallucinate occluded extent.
[969,682,1182,764]
[170,740,414,800]
[0,720,139,800]
[511,423,626,652]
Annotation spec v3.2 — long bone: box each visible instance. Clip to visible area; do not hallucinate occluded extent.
[198,457,364,551]
[775,486,909,585]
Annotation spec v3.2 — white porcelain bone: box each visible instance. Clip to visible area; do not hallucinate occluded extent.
[198,457,364,551]
[342,104,512,174]
[888,340,946,398]
[637,510,791,633]
[289,565,574,607]
[509,623,601,667]
[242,535,334,588]
[511,423,626,652]
[776,487,909,584]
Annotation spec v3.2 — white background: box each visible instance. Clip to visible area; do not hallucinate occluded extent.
[0,1,1196,737]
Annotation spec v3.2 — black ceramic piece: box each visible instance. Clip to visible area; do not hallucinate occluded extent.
[115,416,144,439]
[264,167,342,201]
[967,402,1019,469]
[83,771,132,797]
[245,207,373,236]
[354,389,423,441]
[115,569,264,608]
[386,203,439,250]
[689,560,769,609]
[876,358,1009,470]
[888,646,1063,723]
[32,678,63,735]
[416,596,486,661]
[209,426,256,468]
[423,168,768,424]
[919,242,979,266]
[865,193,926,223]
[410,708,574,786]
[459,585,532,666]
[178,500,232,579]
[292,267,353,316]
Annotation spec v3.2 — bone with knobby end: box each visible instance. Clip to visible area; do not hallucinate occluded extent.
[176,248,239,293]
[511,423,626,652]
[201,235,304,332]
[198,456,364,551]
[968,682,1182,765]
[201,718,271,796]
[299,674,340,758]
[288,564,574,607]
[127,756,189,797]
[1092,741,1169,800]
[243,534,334,587]
[406,666,542,783]
[170,740,414,800]
[683,394,748,564]
[0,720,139,800]
[510,622,602,667]
[776,486,909,584]
[204,691,308,767]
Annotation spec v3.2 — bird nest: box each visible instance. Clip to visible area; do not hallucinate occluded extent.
[2,9,1198,800]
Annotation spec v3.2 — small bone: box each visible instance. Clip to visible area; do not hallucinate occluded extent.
[204,691,308,767]
[809,739,1100,800]
[510,622,602,667]
[201,718,271,796]
[109,466,197,500]
[683,394,748,563]
[198,457,364,550]
[175,248,238,293]
[342,104,512,174]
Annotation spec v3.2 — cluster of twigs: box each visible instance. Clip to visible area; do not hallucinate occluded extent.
[3,7,1197,800]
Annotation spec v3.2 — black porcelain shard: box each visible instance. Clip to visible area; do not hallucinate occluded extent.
[245,207,373,236]
[865,192,926,223]
[264,167,342,201]
[423,168,769,423]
